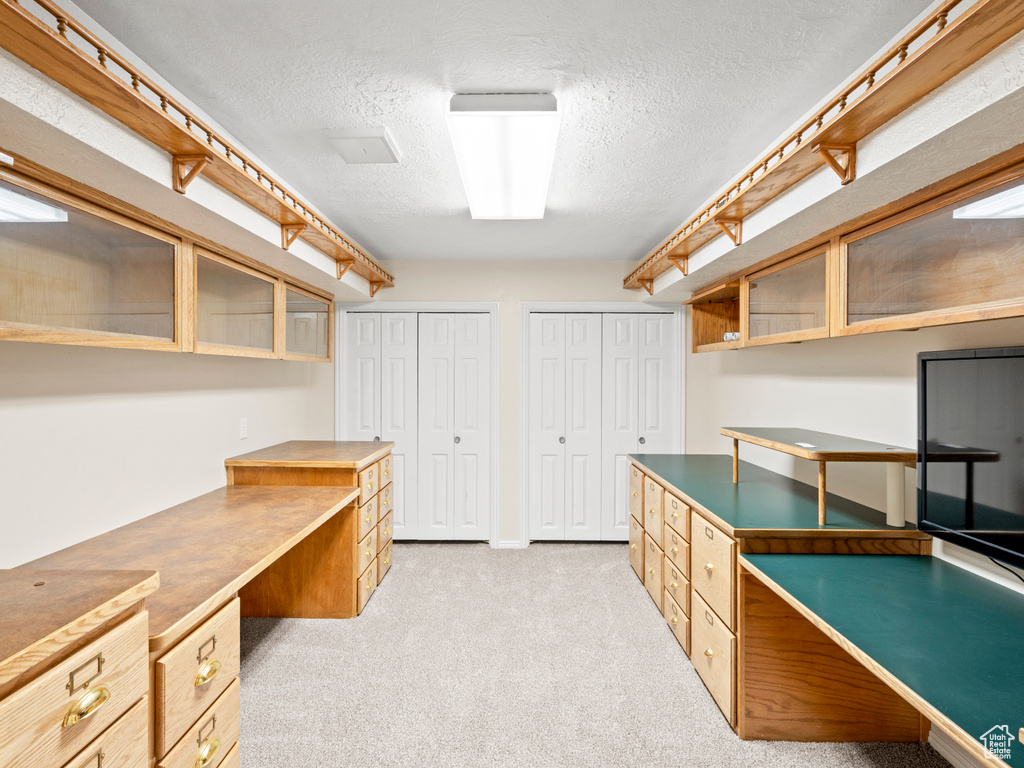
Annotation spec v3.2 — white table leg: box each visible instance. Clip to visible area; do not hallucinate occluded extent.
[886,462,905,527]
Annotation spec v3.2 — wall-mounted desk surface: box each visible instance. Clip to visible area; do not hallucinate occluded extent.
[741,553,1024,766]
[630,454,924,537]
[21,485,358,651]
[226,440,392,470]
[720,428,915,464]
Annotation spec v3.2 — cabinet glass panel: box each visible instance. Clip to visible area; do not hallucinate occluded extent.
[748,252,826,339]
[197,255,274,351]
[285,288,329,358]
[0,179,175,339]
[847,177,1024,324]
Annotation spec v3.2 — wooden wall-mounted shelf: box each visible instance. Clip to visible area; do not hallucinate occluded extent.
[625,0,1024,292]
[685,281,741,353]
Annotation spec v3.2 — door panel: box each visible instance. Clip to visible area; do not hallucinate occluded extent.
[601,314,639,540]
[381,313,418,539]
[343,313,381,441]
[529,314,566,539]
[454,313,492,540]
[564,314,602,540]
[639,314,679,454]
[418,313,455,539]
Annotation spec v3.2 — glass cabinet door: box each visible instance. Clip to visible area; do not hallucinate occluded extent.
[745,249,828,344]
[285,286,330,360]
[196,251,276,355]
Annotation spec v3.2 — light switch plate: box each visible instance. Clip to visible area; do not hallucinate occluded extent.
[331,127,401,164]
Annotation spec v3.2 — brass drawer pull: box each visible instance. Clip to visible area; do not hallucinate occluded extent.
[384,469,391,477]
[630,544,637,551]
[367,482,375,491]
[670,511,679,519]
[365,515,372,524]
[703,562,714,572]
[384,557,391,565]
[670,581,678,589]
[671,547,679,555]
[194,658,222,687]
[632,492,639,497]
[195,738,221,768]
[648,568,655,576]
[365,580,374,590]
[704,648,714,658]
[63,685,110,728]
[670,616,679,625]
[384,528,391,536]
[365,549,373,558]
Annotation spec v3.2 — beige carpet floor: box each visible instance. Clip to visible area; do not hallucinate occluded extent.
[239,542,950,767]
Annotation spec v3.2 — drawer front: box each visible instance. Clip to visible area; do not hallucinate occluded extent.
[690,591,736,724]
[663,557,690,617]
[379,482,394,520]
[61,695,148,768]
[378,540,393,582]
[644,478,664,547]
[0,610,149,768]
[358,494,379,541]
[643,533,663,611]
[378,511,394,551]
[358,528,377,575]
[158,678,240,768]
[628,515,644,582]
[357,558,378,614]
[628,465,644,522]
[663,524,689,577]
[358,463,379,502]
[155,599,241,758]
[378,453,393,486]
[690,512,736,630]
[219,742,240,768]
[665,493,690,540]
[663,590,690,654]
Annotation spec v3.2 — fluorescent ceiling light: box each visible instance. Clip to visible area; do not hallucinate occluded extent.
[0,185,67,223]
[445,93,561,220]
[953,183,1024,219]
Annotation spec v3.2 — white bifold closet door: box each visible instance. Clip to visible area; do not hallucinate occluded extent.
[601,313,679,540]
[418,313,492,540]
[342,312,418,538]
[528,314,603,540]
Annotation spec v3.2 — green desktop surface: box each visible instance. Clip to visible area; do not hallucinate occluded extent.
[742,553,1024,765]
[630,454,909,531]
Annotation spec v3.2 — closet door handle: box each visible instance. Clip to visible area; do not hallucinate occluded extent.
[374,436,380,441]
[454,436,461,444]
[559,437,565,444]
[639,437,646,445]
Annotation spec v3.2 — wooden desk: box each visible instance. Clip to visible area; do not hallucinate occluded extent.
[740,553,1024,766]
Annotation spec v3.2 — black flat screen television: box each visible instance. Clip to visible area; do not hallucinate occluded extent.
[918,346,1024,570]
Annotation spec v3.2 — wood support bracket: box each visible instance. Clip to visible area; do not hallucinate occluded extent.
[638,278,654,296]
[668,255,688,276]
[172,154,211,194]
[281,223,307,251]
[336,259,355,280]
[369,281,384,298]
[812,143,857,185]
[714,218,743,246]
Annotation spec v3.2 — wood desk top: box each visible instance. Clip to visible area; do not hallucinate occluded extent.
[0,569,158,692]
[629,454,926,536]
[225,440,394,470]
[21,485,359,651]
[740,553,1024,767]
[721,427,916,466]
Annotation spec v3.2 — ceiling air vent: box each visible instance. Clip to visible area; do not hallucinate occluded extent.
[331,127,402,164]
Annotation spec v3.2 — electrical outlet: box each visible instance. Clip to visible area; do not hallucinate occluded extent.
[240,417,248,440]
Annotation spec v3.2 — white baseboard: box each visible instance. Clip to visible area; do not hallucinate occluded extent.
[929,725,987,768]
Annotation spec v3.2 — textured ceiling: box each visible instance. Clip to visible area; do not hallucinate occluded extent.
[73,0,934,263]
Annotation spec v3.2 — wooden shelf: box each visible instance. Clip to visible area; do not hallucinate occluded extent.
[686,280,741,352]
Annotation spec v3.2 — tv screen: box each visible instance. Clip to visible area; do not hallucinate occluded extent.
[919,347,1024,570]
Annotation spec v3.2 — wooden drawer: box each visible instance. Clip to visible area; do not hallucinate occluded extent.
[378,510,394,551]
[379,453,393,486]
[690,511,736,630]
[158,678,240,768]
[358,494,379,541]
[61,695,148,768]
[644,478,664,547]
[357,528,377,576]
[628,465,644,522]
[379,482,394,520]
[358,463,379,502]
[0,610,149,768]
[663,589,690,654]
[357,559,378,614]
[665,493,690,540]
[664,524,689,577]
[643,533,663,611]
[690,590,736,725]
[379,540,393,582]
[664,557,690,617]
[629,515,644,582]
[155,599,241,758]
[219,742,240,768]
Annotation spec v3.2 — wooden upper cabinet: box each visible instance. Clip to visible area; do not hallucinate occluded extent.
[743,248,828,346]
[284,285,332,361]
[195,250,277,357]
[0,177,181,350]
[840,173,1024,335]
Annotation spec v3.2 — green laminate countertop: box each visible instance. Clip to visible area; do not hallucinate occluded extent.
[741,553,1024,766]
[629,454,915,533]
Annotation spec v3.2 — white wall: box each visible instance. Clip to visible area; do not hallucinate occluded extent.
[0,341,334,567]
[356,259,661,545]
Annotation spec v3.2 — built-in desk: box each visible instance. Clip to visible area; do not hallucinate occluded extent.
[740,553,1024,767]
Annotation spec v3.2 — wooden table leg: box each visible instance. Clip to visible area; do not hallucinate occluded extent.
[733,438,739,484]
[818,461,827,525]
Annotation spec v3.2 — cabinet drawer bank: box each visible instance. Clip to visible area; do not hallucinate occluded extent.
[226,440,397,614]
[626,453,930,737]
[0,569,158,768]
[20,483,359,767]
